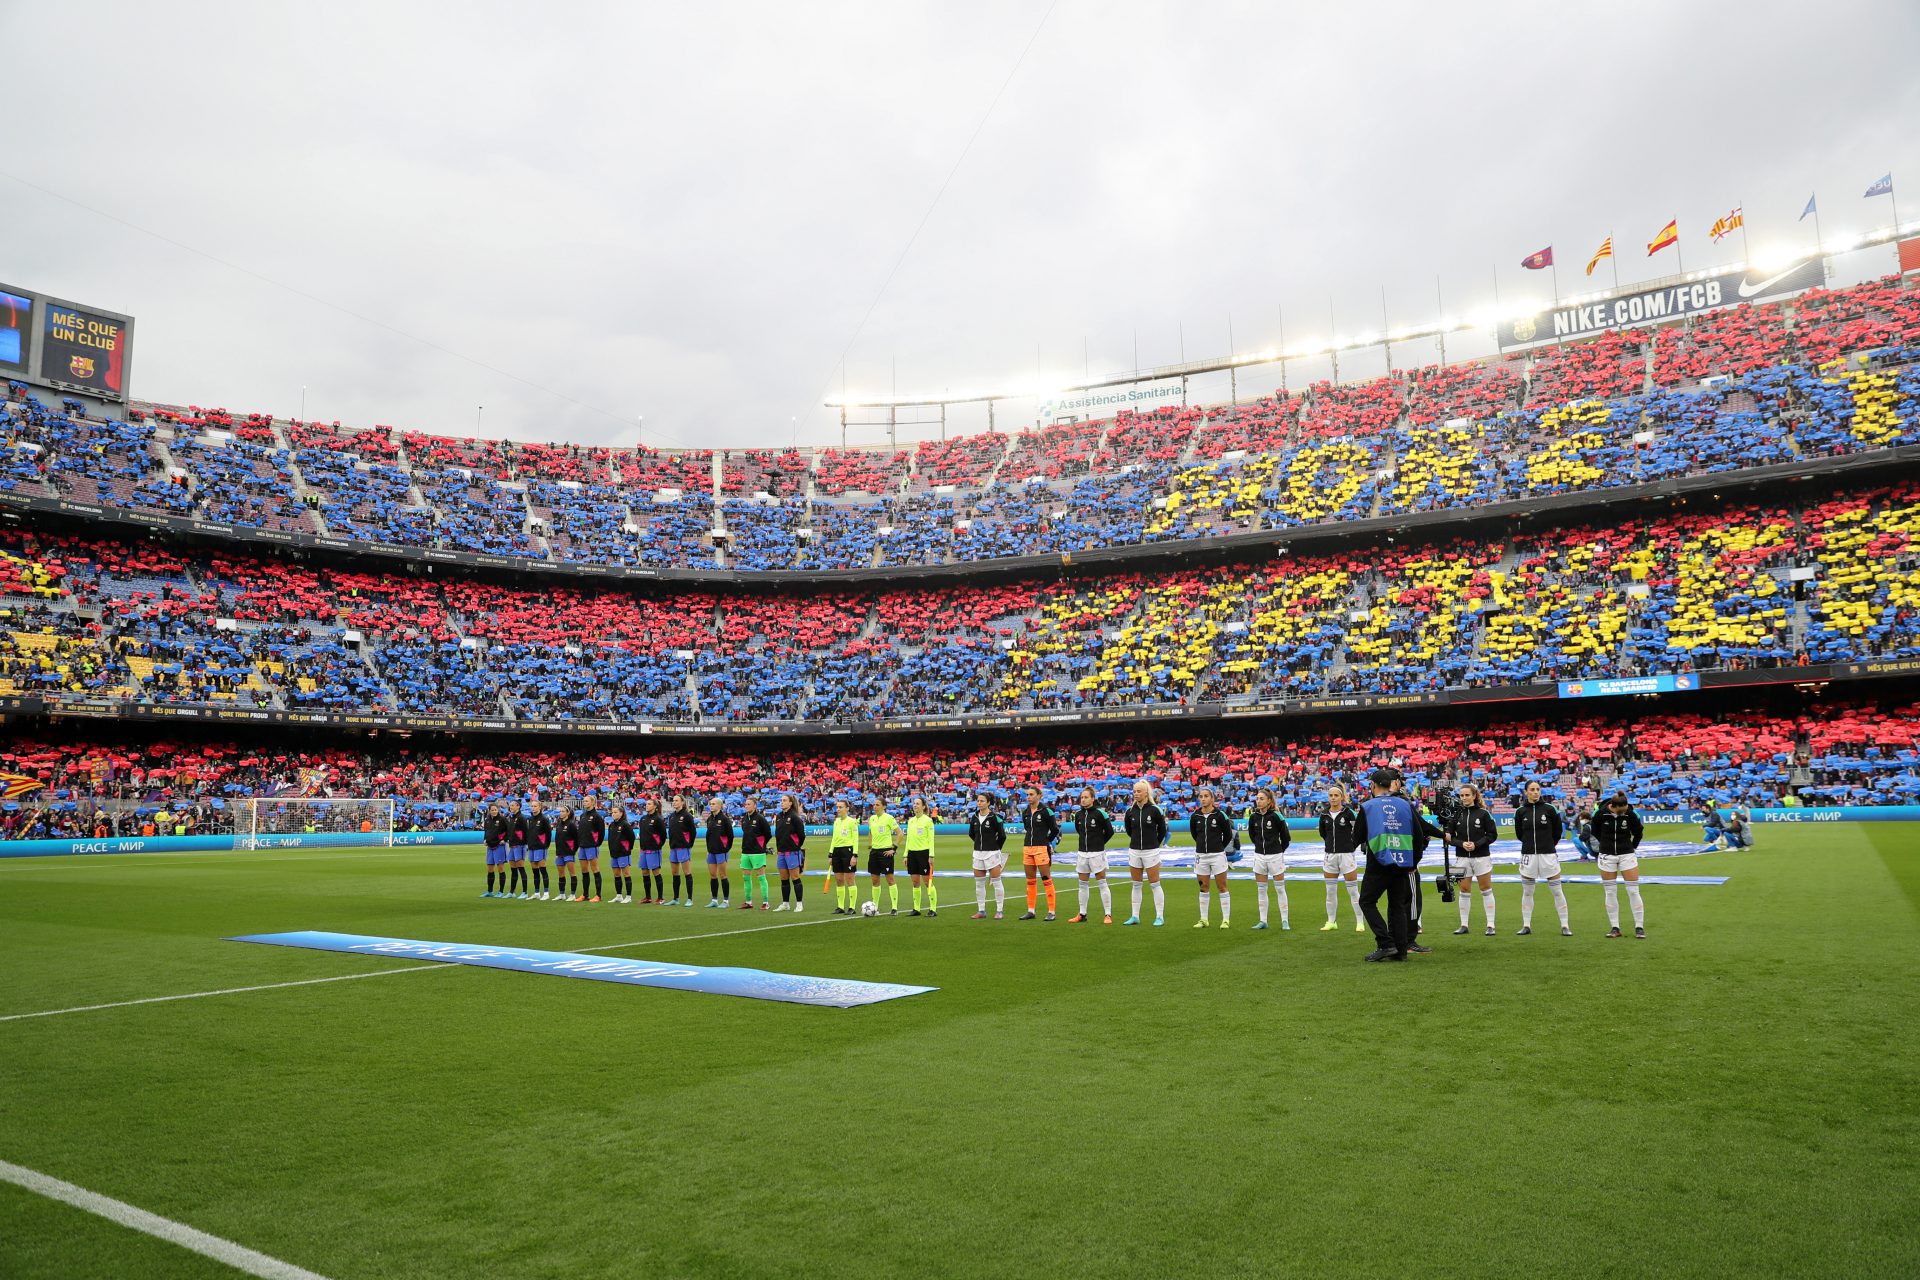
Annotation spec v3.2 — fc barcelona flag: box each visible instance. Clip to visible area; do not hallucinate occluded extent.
[1647,219,1679,256]
[1520,246,1554,270]
[0,771,45,799]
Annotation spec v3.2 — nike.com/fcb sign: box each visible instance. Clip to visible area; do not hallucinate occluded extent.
[1499,258,1824,347]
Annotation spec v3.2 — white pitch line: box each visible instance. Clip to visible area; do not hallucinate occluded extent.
[0,912,856,1024]
[0,1158,333,1280]
[0,964,455,1024]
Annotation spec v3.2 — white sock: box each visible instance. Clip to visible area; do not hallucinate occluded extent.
[1346,881,1361,917]
[1099,879,1112,915]
[1199,886,1211,922]
[1325,880,1339,921]
[1078,879,1090,916]
[1604,881,1620,928]
[1257,881,1270,923]
[1521,880,1536,926]
[1131,881,1143,919]
[1151,882,1165,918]
[975,878,987,910]
[1550,881,1569,927]
[1274,879,1287,925]
[1625,882,1644,927]
[1219,889,1230,923]
[992,878,1005,910]
[1458,886,1473,927]
[1479,887,1495,930]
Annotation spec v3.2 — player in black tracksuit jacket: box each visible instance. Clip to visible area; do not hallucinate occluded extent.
[1245,788,1292,929]
[1591,793,1647,938]
[703,798,735,906]
[607,805,637,902]
[1188,788,1236,926]
[1318,785,1364,930]
[505,804,531,897]
[527,803,553,898]
[636,799,668,904]
[1444,783,1500,935]
[481,803,510,897]
[1020,788,1060,920]
[969,796,1009,918]
[1512,780,1568,935]
[554,807,581,900]
[1123,781,1171,924]
[1068,788,1115,923]
[666,799,699,906]
[577,801,607,902]
[774,795,808,908]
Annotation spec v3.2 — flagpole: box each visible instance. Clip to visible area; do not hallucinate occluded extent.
[1491,265,1503,352]
[1611,230,1620,290]
[1813,204,1825,257]
[1550,260,1560,307]
[1740,199,1751,265]
[1893,175,1902,240]
[1676,224,1685,277]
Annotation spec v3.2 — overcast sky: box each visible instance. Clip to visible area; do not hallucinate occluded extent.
[3,0,1917,451]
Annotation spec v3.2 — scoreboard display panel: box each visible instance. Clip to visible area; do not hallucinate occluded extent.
[0,285,31,377]
[40,299,133,399]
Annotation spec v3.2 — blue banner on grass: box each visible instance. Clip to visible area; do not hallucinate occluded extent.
[230,931,936,1008]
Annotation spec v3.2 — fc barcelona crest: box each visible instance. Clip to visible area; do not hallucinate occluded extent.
[1512,314,1537,343]
[69,355,94,380]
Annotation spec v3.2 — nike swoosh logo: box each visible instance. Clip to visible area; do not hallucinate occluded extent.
[1737,264,1807,299]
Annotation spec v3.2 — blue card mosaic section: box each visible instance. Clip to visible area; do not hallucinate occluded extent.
[230,931,936,1008]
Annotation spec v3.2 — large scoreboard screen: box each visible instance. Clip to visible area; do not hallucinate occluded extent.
[0,284,134,401]
[0,286,32,378]
[40,300,132,398]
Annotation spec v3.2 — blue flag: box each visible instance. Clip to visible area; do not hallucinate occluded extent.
[1865,173,1894,198]
[1799,193,1817,222]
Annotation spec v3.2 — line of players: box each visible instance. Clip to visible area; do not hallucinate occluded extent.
[475,776,1649,938]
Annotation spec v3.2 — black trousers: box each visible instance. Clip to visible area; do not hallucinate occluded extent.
[1360,860,1413,954]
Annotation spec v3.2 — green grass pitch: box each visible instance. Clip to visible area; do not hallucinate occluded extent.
[2,827,1916,1279]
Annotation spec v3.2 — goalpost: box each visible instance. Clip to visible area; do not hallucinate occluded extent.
[242,797,396,850]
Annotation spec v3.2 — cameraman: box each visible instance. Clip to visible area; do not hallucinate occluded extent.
[1354,768,1419,962]
[1387,772,1445,954]
[1445,783,1499,936]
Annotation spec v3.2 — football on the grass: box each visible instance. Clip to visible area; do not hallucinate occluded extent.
[860,901,879,917]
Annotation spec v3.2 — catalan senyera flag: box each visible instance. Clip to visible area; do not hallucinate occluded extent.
[1586,236,1614,276]
[1647,219,1679,256]
[1709,207,1745,242]
[0,771,45,799]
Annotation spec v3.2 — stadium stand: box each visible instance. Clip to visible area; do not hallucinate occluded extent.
[0,478,1914,724]
[2,274,1916,574]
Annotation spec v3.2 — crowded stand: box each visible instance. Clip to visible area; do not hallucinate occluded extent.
[2,274,1917,575]
[0,479,1913,723]
[812,446,910,496]
[0,699,1909,840]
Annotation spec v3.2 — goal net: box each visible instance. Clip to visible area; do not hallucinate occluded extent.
[242,797,396,849]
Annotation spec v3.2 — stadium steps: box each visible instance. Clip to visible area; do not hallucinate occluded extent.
[282,451,334,536]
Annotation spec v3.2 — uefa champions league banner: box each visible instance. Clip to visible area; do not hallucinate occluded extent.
[232,931,937,1007]
[0,829,484,858]
[1498,258,1824,347]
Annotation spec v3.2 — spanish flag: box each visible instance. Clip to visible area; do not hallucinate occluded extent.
[0,771,44,799]
[1586,236,1614,276]
[1647,219,1679,256]
[1708,207,1744,242]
